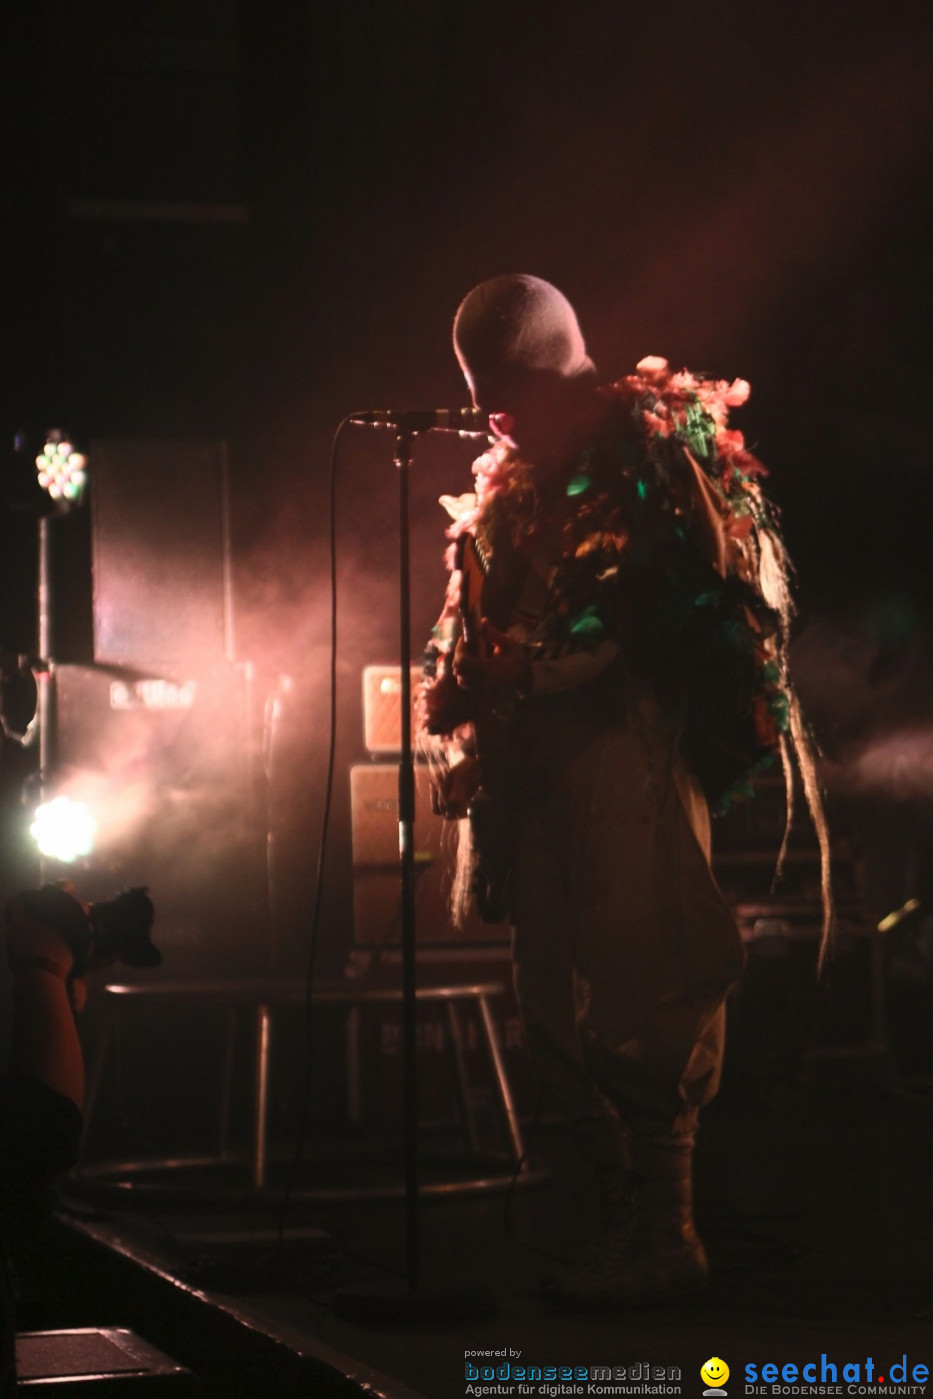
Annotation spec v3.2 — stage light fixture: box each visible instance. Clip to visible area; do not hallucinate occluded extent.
[30,797,97,863]
[35,434,88,502]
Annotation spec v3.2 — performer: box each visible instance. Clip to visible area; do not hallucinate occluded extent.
[420,274,827,1311]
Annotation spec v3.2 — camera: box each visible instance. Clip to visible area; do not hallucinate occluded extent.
[6,884,160,977]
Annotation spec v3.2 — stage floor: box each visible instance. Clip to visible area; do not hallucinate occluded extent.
[31,1076,933,1399]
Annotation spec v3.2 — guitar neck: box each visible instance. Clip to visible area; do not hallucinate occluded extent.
[457,533,486,654]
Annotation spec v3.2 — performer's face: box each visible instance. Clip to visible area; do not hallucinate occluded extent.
[468,369,599,472]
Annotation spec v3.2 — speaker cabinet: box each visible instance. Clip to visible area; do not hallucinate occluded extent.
[350,763,507,949]
[90,439,233,667]
[52,661,262,975]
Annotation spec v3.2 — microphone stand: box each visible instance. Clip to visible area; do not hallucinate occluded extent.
[335,427,495,1323]
[396,425,421,1291]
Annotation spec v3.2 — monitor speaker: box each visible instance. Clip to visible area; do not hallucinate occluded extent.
[16,1327,196,1391]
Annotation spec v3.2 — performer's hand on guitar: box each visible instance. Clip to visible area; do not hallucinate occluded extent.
[431,754,481,820]
[453,620,530,692]
[419,659,474,735]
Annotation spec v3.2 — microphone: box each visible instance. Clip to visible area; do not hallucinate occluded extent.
[349,407,488,434]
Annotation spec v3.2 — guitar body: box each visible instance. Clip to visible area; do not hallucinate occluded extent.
[455,532,517,925]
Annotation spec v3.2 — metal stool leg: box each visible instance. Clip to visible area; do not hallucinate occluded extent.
[446,1000,480,1159]
[218,1003,237,1162]
[346,1005,362,1124]
[253,1002,272,1189]
[477,993,525,1164]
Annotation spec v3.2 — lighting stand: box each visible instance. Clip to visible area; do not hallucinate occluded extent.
[35,512,56,882]
[31,437,88,875]
[334,427,496,1324]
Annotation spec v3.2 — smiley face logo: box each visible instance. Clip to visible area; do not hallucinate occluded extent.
[701,1358,730,1390]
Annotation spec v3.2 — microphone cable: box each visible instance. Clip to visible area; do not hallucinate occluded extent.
[276,414,350,1249]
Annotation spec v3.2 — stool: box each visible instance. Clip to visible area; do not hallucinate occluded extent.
[79,979,528,1194]
[16,1327,198,1393]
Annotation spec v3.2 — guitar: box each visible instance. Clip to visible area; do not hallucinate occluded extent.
[455,531,516,924]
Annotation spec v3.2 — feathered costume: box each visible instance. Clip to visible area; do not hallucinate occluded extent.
[423,355,832,966]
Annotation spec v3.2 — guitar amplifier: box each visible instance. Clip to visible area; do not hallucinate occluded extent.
[362,665,423,755]
[349,763,507,946]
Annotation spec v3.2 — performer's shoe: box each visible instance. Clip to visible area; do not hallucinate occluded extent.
[542,1133,708,1312]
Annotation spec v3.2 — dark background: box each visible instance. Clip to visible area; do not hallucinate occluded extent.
[2,0,932,971]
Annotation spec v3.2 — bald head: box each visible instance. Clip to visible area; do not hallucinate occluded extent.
[453,274,595,407]
[451,274,603,469]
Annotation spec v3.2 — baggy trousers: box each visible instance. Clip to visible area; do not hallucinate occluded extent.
[509,692,744,1139]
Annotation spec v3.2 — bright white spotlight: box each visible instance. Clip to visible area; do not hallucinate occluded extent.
[30,797,97,863]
